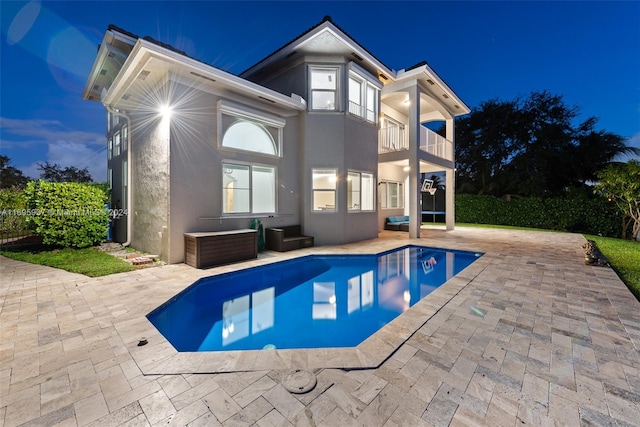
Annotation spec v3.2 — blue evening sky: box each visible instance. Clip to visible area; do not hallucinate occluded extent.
[1,1,639,182]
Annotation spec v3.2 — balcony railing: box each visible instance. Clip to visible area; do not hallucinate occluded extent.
[420,127,453,161]
[379,126,407,152]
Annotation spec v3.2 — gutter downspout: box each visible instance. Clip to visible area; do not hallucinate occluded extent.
[105,105,133,247]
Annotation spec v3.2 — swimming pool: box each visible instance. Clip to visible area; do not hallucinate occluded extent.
[148,245,482,352]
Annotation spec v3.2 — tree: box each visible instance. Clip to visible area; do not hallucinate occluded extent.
[37,162,92,183]
[453,91,638,197]
[0,155,29,189]
[594,160,640,240]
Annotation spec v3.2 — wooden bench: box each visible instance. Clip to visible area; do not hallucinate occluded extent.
[184,229,257,268]
[265,225,313,252]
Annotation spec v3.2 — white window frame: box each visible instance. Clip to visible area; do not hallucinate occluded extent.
[222,161,277,215]
[380,180,404,209]
[347,170,375,212]
[347,63,381,124]
[121,125,128,152]
[309,66,339,112]
[107,137,113,160]
[113,132,121,157]
[218,100,284,157]
[312,168,337,212]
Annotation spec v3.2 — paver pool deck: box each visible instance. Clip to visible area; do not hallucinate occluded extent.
[1,227,639,426]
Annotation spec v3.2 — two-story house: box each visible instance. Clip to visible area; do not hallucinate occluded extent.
[82,16,469,263]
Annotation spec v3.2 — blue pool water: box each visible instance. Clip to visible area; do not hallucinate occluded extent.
[148,245,482,352]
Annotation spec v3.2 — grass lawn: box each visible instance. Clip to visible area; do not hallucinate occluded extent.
[0,247,133,277]
[585,235,640,301]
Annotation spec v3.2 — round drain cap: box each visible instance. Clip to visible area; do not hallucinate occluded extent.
[283,369,317,394]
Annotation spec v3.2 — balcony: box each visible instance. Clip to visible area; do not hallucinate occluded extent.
[379,126,453,162]
[379,126,407,153]
[420,126,452,161]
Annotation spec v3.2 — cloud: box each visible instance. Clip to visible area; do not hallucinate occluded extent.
[1,116,107,181]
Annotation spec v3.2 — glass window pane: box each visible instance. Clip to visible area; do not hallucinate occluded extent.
[361,173,374,211]
[349,76,361,105]
[312,91,335,110]
[223,121,277,155]
[348,172,360,211]
[313,191,335,211]
[252,166,275,213]
[366,85,377,122]
[223,164,250,213]
[312,170,336,190]
[311,69,336,89]
[380,182,387,208]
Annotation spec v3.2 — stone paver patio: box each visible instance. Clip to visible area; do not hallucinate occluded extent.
[1,227,639,426]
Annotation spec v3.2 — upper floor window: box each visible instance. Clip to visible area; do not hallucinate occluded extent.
[107,137,113,160]
[348,70,379,123]
[310,67,338,111]
[121,125,128,152]
[113,132,121,157]
[219,100,284,157]
[223,122,276,156]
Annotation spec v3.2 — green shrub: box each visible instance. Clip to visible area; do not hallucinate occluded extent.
[455,194,621,237]
[24,180,109,248]
[0,187,28,236]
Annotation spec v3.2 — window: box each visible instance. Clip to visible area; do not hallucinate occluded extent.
[223,122,276,155]
[312,169,337,212]
[114,132,121,157]
[380,181,404,209]
[348,70,380,123]
[122,160,128,210]
[310,67,338,111]
[222,163,276,214]
[107,137,113,160]
[348,171,374,211]
[107,168,113,191]
[121,125,127,152]
[219,101,284,157]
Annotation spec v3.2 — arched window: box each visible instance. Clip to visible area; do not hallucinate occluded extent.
[222,121,276,155]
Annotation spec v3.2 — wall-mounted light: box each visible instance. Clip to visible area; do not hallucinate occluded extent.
[403,166,410,172]
[158,104,173,118]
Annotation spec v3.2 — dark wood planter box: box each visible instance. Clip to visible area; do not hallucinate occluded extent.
[184,229,257,268]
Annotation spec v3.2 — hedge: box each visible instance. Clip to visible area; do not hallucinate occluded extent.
[24,180,109,248]
[0,187,28,236]
[455,194,622,237]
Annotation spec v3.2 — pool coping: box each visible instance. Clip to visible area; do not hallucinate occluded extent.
[116,244,495,374]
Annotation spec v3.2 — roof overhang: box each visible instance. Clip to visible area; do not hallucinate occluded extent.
[82,28,136,102]
[393,64,470,116]
[101,39,307,114]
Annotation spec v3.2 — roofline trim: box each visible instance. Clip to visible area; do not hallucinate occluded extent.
[397,64,470,114]
[240,19,395,79]
[103,39,307,111]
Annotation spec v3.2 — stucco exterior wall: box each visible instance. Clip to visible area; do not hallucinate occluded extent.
[166,83,302,263]
[130,111,170,260]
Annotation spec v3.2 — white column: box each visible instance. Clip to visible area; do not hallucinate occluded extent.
[446,118,455,230]
[408,86,421,239]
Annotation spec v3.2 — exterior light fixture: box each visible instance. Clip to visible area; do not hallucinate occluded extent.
[159,104,173,118]
[403,166,410,172]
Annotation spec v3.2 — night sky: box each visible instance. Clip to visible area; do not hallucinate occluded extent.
[1,1,639,181]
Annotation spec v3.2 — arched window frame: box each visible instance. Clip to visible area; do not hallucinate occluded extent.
[217,100,285,158]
